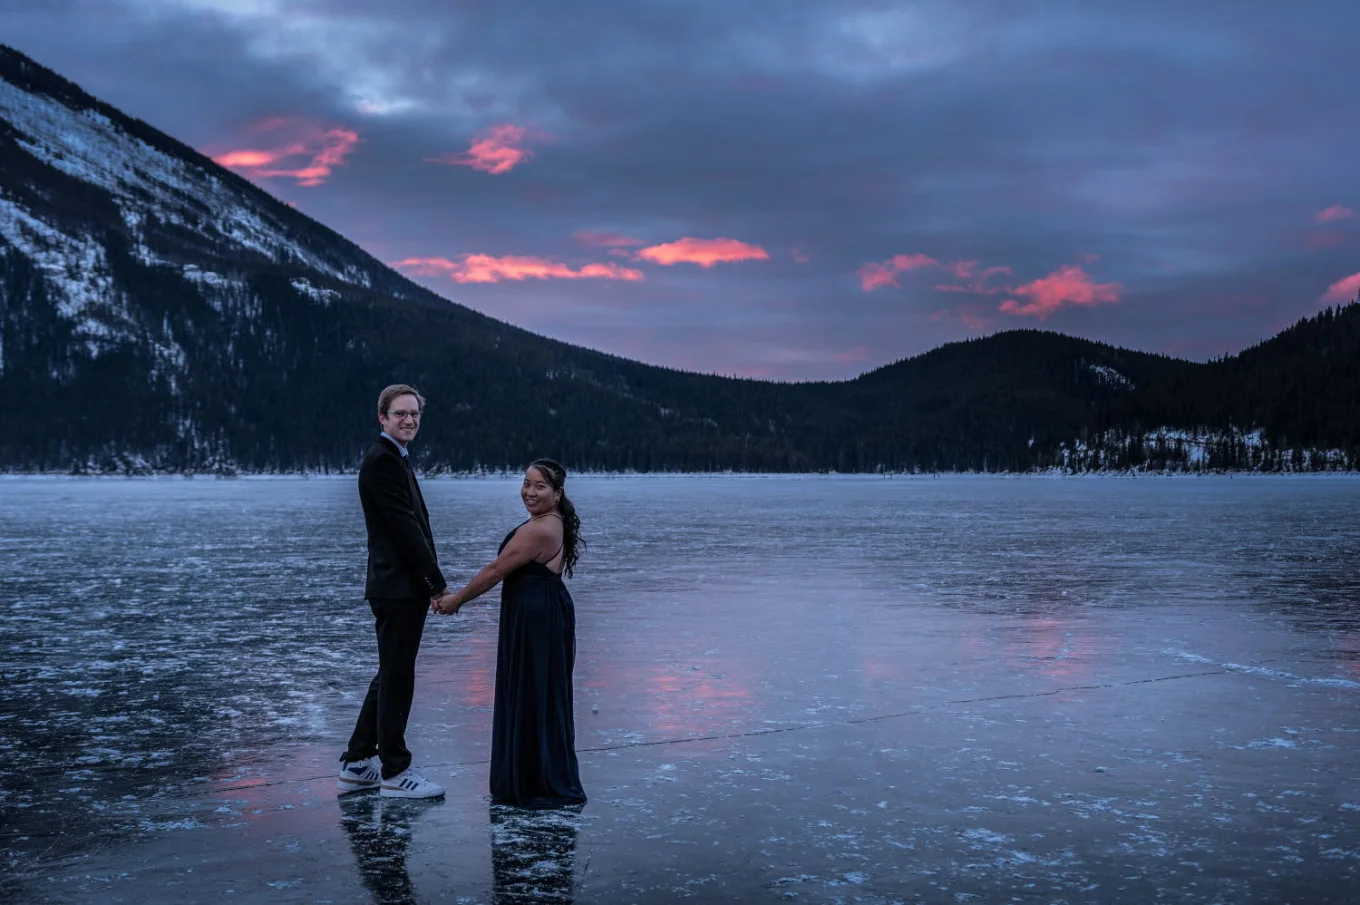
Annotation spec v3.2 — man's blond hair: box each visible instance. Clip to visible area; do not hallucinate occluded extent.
[378,384,426,417]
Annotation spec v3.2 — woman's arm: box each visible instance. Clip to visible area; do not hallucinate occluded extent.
[433,521,554,614]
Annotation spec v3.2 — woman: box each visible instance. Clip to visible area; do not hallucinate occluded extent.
[432,459,587,809]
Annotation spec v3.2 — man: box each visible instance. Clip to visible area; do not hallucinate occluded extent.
[338,384,447,799]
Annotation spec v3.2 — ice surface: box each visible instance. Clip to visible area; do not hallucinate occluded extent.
[1,474,1357,902]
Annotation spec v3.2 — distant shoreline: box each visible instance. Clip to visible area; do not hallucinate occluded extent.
[2,469,1358,480]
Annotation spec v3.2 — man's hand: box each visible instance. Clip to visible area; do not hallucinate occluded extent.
[430,590,460,615]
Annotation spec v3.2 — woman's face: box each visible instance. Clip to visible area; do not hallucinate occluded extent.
[521,467,559,517]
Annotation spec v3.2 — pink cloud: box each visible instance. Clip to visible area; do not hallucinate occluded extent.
[426,124,535,175]
[856,253,939,291]
[391,254,644,283]
[635,237,769,268]
[1315,205,1355,224]
[857,263,898,292]
[214,150,279,168]
[999,265,1122,319]
[859,255,1119,322]
[791,248,812,263]
[935,260,1012,294]
[1321,270,1360,303]
[390,256,461,278]
[211,118,359,187]
[857,254,1016,293]
[574,231,646,248]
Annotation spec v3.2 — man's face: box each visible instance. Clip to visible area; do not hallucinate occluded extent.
[379,393,422,446]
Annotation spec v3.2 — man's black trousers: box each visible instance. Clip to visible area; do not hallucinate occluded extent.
[342,598,429,779]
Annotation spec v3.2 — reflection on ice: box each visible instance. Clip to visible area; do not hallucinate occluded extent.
[490,803,581,904]
[339,795,439,905]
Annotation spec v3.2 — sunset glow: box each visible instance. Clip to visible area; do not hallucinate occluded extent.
[392,254,644,283]
[634,237,769,268]
[856,253,939,291]
[857,254,1014,295]
[1322,270,1360,303]
[426,124,535,174]
[999,265,1122,319]
[1315,205,1355,223]
[210,118,358,187]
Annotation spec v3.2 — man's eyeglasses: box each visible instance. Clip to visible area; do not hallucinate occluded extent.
[387,410,422,421]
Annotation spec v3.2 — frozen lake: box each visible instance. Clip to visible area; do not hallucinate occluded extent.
[2,474,1359,903]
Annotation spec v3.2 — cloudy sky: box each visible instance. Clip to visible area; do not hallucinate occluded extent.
[4,0,1359,379]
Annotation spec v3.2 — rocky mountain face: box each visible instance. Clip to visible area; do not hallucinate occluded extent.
[0,48,399,355]
[0,45,1354,474]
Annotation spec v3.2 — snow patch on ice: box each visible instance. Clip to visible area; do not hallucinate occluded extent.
[137,817,203,832]
[961,828,1014,845]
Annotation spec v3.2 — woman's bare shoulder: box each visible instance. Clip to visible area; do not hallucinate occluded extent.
[518,516,562,543]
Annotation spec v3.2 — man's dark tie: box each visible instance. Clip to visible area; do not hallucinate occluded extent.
[402,457,430,534]
[402,456,418,494]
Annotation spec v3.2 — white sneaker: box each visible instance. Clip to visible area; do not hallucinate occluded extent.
[380,768,445,799]
[337,757,381,793]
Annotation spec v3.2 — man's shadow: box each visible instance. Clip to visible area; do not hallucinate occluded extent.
[489,803,583,905]
[339,794,440,905]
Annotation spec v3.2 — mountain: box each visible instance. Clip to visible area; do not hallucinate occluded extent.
[0,44,790,472]
[0,45,1355,474]
[1123,304,1360,454]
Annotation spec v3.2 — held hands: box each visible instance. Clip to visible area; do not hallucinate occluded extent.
[430,589,461,616]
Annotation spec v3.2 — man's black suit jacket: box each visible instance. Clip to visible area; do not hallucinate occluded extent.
[358,435,446,601]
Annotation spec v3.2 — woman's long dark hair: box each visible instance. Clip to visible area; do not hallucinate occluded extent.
[530,458,583,578]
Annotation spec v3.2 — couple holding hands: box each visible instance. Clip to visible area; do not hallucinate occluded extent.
[336,384,587,810]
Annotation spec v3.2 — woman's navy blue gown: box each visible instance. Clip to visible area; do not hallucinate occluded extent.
[490,524,587,809]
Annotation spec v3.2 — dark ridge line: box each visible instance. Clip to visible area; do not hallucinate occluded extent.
[209,668,1228,793]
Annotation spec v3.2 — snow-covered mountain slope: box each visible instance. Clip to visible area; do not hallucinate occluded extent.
[0,78,373,280]
[0,49,412,372]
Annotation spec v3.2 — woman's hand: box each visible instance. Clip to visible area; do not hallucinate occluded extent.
[431,523,551,617]
[430,591,461,615]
